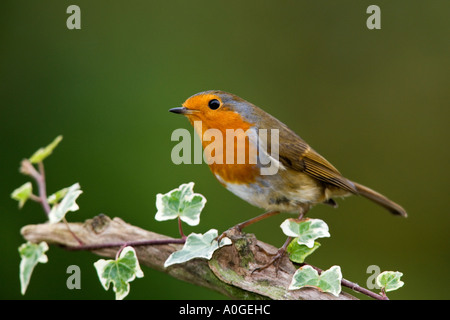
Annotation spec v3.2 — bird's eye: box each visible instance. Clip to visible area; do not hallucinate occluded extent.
[208,99,221,110]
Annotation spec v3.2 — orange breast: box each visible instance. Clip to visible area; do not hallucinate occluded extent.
[188,108,259,185]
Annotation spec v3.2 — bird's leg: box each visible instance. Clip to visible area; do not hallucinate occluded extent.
[252,205,310,275]
[217,211,280,243]
[235,210,281,231]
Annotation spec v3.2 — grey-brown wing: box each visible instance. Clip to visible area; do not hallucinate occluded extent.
[277,128,357,194]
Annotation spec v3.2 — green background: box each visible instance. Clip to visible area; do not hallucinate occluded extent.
[1,1,449,300]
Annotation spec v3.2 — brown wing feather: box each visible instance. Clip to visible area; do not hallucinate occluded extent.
[277,128,357,194]
[301,148,357,193]
[252,106,357,194]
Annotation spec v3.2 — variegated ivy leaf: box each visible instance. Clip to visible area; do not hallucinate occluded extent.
[376,271,404,292]
[164,229,231,267]
[155,182,206,226]
[289,265,342,297]
[94,246,144,300]
[280,218,330,248]
[48,183,82,223]
[19,241,49,295]
[11,182,33,209]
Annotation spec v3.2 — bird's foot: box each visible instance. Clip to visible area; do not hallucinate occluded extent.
[251,247,287,275]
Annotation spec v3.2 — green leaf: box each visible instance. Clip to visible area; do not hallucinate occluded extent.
[289,265,342,297]
[29,135,63,164]
[287,239,321,263]
[48,183,82,223]
[164,229,231,267]
[11,182,33,209]
[318,266,343,296]
[155,182,206,226]
[94,246,144,300]
[280,218,330,248]
[19,241,49,295]
[376,271,404,292]
[289,264,319,287]
[47,187,69,205]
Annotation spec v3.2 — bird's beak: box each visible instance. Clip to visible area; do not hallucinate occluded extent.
[169,107,185,114]
[169,107,195,115]
[169,107,188,115]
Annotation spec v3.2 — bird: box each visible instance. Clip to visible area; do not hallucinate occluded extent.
[170,90,407,270]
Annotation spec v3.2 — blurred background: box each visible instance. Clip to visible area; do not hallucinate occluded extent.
[1,0,449,300]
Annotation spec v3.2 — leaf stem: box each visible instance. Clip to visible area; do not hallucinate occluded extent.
[178,217,186,239]
[29,194,42,202]
[115,244,127,260]
[380,287,387,299]
[63,218,84,245]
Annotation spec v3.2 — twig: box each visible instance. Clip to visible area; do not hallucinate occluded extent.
[36,162,51,214]
[64,237,186,251]
[20,160,51,215]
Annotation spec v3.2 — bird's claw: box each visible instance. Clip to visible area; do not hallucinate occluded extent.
[251,248,287,275]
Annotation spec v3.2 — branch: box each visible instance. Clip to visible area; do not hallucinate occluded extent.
[20,214,357,300]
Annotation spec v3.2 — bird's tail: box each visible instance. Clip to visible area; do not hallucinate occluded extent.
[352,181,407,217]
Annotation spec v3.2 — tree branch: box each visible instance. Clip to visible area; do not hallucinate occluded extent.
[20,214,357,300]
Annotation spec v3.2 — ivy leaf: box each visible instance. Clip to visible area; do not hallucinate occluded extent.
[318,266,343,296]
[11,182,33,209]
[48,183,82,223]
[29,135,63,164]
[155,182,206,226]
[287,239,321,263]
[280,218,330,248]
[289,265,342,297]
[376,271,404,292]
[94,246,144,300]
[164,229,231,267]
[19,241,49,295]
[289,264,319,288]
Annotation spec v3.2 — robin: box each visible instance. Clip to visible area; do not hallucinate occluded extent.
[170,90,407,270]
